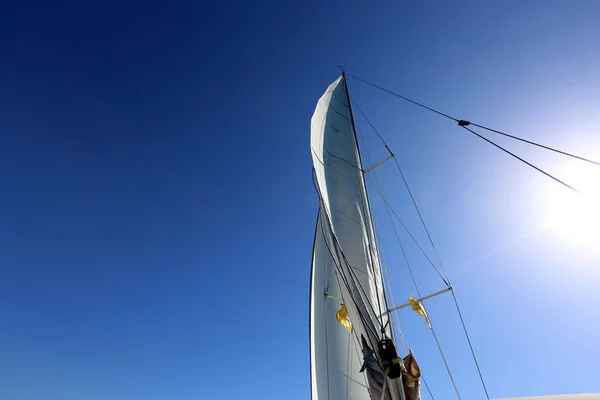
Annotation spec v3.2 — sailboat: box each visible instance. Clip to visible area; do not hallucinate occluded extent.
[308,72,600,400]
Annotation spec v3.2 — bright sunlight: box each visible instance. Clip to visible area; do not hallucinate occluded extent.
[539,162,600,248]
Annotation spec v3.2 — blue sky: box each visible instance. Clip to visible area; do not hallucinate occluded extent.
[1,1,599,399]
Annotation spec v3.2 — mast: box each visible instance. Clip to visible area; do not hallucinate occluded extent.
[341,70,393,338]
[342,72,410,399]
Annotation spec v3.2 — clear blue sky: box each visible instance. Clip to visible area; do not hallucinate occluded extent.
[1,1,599,399]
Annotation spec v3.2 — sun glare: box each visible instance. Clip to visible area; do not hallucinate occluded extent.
[539,164,600,248]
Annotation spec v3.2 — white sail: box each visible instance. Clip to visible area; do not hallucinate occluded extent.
[310,75,396,399]
[311,76,389,334]
[310,209,371,399]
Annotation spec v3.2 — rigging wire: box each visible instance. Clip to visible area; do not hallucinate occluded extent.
[348,73,594,198]
[369,183,445,282]
[381,169,462,400]
[349,83,438,398]
[359,127,436,400]
[348,74,458,123]
[352,100,448,285]
[353,95,461,400]
[339,67,600,400]
[461,125,585,196]
[347,73,600,168]
[351,97,491,400]
[352,100,462,400]
[354,123,404,336]
[391,156,491,400]
[468,121,600,167]
[374,209,436,400]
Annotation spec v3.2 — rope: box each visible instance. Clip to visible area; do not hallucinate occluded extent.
[348,73,600,167]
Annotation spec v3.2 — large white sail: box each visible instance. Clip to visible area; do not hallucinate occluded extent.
[310,75,397,399]
[310,208,372,399]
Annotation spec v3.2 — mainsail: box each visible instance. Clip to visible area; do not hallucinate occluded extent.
[310,75,413,400]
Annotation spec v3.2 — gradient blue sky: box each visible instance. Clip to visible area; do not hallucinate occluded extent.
[1,1,599,399]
